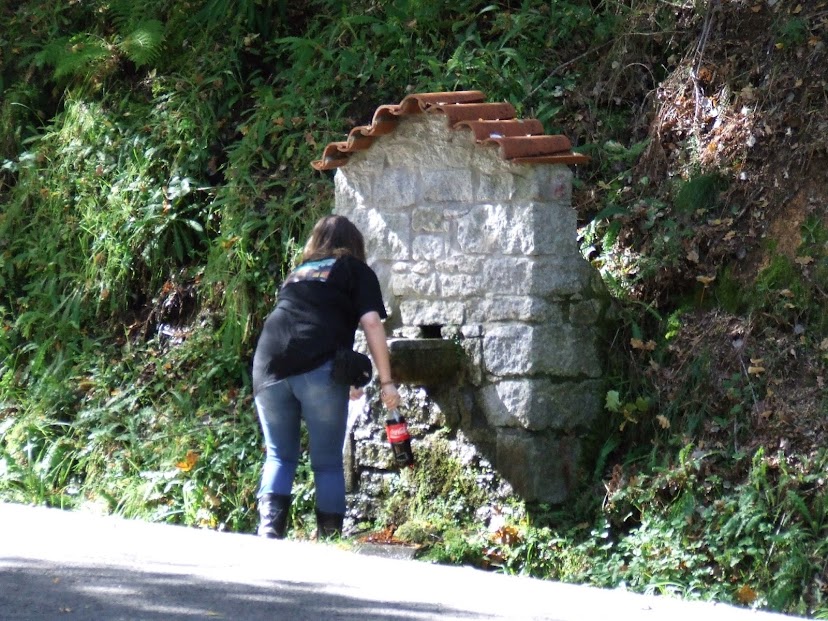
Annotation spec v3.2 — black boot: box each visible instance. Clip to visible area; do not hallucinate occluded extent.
[315,509,344,539]
[257,493,291,539]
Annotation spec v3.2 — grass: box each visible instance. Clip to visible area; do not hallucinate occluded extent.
[1,0,827,617]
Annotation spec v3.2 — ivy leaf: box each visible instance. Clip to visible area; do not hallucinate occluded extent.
[605,390,621,413]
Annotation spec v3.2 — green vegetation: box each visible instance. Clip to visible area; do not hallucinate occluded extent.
[2,0,827,617]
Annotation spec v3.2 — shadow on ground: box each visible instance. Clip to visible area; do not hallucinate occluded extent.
[0,556,492,621]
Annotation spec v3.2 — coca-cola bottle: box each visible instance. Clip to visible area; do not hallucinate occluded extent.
[385,409,414,468]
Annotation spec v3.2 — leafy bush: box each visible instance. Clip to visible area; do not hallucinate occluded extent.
[1,1,827,617]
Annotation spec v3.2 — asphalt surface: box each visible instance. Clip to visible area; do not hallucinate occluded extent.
[0,502,803,621]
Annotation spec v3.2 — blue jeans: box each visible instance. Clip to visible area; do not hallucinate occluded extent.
[254,360,350,514]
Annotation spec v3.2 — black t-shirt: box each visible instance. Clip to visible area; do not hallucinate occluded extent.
[251,254,386,395]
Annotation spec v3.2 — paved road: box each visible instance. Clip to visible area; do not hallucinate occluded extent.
[0,502,801,621]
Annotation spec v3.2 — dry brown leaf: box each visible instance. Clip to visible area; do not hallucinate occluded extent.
[748,366,765,375]
[221,235,240,249]
[492,525,521,545]
[656,415,671,429]
[176,449,200,472]
[708,218,733,227]
[737,584,758,604]
[696,275,716,286]
[795,256,814,265]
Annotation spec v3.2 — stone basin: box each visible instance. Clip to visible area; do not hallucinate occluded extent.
[387,337,462,386]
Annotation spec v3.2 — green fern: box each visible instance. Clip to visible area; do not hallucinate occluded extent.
[36,19,164,79]
[118,20,165,68]
[36,35,109,80]
[107,2,147,29]
[106,0,165,67]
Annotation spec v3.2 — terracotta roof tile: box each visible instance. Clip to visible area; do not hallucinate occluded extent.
[454,119,545,140]
[433,101,516,125]
[311,91,589,171]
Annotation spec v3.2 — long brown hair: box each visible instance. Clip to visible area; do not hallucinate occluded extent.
[302,215,366,263]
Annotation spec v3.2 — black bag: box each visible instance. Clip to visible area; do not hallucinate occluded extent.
[331,348,372,387]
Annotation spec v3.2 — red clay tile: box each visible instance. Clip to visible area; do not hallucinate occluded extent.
[455,119,545,140]
[485,135,573,159]
[431,102,516,125]
[311,91,589,170]
[398,90,486,113]
[366,105,402,134]
[342,134,374,151]
[511,154,592,165]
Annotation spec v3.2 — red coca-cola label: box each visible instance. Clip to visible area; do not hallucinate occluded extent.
[386,422,410,443]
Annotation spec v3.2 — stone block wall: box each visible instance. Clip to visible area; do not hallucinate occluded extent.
[334,114,610,506]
